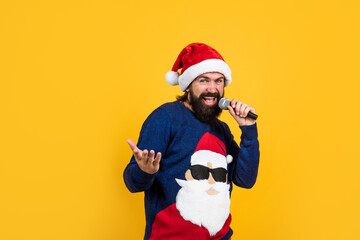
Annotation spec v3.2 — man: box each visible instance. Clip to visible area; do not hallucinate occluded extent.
[124,43,260,240]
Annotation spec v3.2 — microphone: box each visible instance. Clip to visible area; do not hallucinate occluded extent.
[218,98,258,120]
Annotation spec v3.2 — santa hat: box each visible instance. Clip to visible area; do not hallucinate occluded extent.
[191,132,233,169]
[165,43,232,92]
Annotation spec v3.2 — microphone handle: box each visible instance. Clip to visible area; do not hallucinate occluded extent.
[227,104,258,120]
[246,111,258,120]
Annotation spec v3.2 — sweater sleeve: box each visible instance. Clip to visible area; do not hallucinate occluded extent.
[226,123,260,189]
[123,107,172,193]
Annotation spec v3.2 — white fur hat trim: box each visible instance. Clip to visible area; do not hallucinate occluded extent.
[191,150,232,169]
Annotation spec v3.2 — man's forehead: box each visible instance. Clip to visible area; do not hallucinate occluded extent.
[197,72,225,79]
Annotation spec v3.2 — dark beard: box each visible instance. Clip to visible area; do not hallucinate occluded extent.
[189,89,223,123]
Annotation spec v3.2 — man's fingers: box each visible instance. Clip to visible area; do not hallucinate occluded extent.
[231,99,238,109]
[230,100,253,118]
[153,152,162,167]
[245,106,256,118]
[126,138,161,173]
[227,105,237,118]
[250,107,256,115]
[228,99,256,126]
[134,150,143,161]
[126,139,138,152]
[127,138,144,160]
[142,149,149,164]
[232,100,244,116]
[240,104,247,117]
[149,150,155,160]
[242,106,255,118]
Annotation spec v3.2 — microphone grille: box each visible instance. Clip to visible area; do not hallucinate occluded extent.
[218,98,231,110]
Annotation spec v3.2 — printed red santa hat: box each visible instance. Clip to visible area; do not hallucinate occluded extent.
[165,43,232,92]
[191,132,233,169]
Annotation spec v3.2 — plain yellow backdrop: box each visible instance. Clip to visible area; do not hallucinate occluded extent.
[1,0,359,239]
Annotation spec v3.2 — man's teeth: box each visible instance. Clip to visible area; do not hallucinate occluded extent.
[203,97,217,104]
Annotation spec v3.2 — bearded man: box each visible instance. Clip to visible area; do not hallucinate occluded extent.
[124,43,260,240]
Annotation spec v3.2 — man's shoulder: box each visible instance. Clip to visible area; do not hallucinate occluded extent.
[145,101,182,121]
[157,101,182,111]
[151,101,186,116]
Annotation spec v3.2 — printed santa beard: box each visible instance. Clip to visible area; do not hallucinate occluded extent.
[175,179,231,236]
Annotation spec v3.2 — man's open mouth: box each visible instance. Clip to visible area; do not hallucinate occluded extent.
[202,97,217,105]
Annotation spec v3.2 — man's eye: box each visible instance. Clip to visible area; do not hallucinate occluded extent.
[199,79,208,83]
[216,79,224,83]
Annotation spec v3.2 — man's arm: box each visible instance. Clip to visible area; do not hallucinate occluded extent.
[225,99,260,188]
[227,123,260,188]
[123,107,171,193]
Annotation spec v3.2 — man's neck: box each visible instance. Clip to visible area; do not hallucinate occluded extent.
[182,100,193,112]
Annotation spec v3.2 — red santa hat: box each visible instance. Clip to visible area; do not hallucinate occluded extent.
[191,132,233,169]
[165,43,232,92]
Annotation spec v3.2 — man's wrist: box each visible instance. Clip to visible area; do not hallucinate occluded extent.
[239,122,258,140]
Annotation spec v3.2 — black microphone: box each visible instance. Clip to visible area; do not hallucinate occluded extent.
[218,98,258,120]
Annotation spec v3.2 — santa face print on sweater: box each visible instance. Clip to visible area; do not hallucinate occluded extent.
[175,132,233,236]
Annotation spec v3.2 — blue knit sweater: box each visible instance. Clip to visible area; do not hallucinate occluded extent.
[124,101,260,239]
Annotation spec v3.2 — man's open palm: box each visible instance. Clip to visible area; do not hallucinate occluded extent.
[126,139,161,174]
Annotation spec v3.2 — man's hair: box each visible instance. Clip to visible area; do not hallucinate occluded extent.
[176,76,197,102]
[176,91,189,102]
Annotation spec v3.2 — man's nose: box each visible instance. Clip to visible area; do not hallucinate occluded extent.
[207,81,217,93]
[208,172,216,184]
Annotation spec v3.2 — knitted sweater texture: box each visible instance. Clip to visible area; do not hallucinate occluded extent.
[124,101,260,239]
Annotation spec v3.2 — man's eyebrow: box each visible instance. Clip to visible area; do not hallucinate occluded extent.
[197,76,225,80]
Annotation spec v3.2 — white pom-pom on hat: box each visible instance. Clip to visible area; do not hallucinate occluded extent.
[165,71,179,86]
[226,155,233,164]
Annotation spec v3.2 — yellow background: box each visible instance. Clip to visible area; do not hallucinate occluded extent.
[1,0,359,239]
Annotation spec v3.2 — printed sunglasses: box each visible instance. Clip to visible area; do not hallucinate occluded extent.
[189,165,227,182]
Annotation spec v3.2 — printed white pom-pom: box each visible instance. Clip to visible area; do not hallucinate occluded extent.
[165,71,179,85]
[226,155,233,164]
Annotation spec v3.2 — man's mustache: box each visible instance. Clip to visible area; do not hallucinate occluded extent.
[200,92,221,98]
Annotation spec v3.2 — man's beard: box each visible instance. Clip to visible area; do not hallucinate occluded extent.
[188,89,223,123]
[175,179,231,236]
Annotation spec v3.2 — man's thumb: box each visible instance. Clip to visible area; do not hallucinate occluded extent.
[126,139,137,151]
